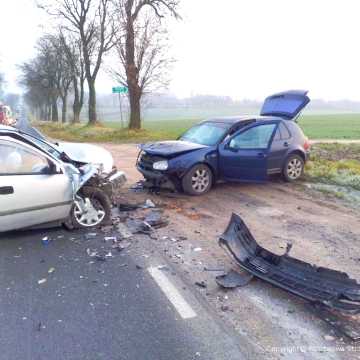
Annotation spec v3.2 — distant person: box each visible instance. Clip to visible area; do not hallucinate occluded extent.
[0,105,16,126]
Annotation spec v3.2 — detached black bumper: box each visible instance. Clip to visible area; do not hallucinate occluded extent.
[220,213,360,314]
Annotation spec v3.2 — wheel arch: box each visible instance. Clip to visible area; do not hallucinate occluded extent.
[289,149,306,161]
[180,161,216,181]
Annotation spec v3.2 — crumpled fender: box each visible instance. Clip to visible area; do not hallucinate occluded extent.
[219,213,360,314]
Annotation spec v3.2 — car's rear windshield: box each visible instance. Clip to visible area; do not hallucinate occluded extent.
[180,122,230,146]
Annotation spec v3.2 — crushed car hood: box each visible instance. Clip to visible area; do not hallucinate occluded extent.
[140,141,207,157]
[57,142,114,173]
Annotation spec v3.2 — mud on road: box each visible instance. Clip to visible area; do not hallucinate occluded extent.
[105,143,360,360]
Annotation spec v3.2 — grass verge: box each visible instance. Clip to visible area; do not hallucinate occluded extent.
[34,113,360,143]
[304,144,360,207]
[33,121,186,143]
[305,144,360,190]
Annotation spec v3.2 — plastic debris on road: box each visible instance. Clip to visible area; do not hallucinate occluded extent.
[216,270,254,289]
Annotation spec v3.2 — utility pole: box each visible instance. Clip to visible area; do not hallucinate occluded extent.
[118,92,123,129]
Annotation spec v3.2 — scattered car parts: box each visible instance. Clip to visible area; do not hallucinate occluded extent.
[307,303,360,342]
[216,269,254,289]
[219,213,360,314]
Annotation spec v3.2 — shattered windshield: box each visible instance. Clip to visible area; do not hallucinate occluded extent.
[180,122,229,146]
[22,133,62,160]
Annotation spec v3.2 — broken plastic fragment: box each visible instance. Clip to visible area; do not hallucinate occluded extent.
[104,236,117,242]
[85,233,97,240]
[216,270,254,289]
[195,281,207,288]
[86,248,97,257]
[143,199,156,208]
[144,211,169,229]
[117,223,133,239]
[41,236,50,245]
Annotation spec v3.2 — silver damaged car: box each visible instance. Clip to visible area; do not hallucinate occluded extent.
[0,125,126,232]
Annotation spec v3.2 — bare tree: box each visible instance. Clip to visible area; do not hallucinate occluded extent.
[19,34,73,123]
[39,0,117,125]
[38,34,74,123]
[60,33,86,123]
[19,58,55,121]
[34,36,62,121]
[111,0,180,129]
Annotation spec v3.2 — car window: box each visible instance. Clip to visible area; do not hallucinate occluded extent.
[274,127,281,141]
[229,124,277,150]
[0,140,50,175]
[180,122,230,146]
[279,122,291,140]
[22,134,62,159]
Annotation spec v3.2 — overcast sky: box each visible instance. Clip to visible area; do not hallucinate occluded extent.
[2,0,360,101]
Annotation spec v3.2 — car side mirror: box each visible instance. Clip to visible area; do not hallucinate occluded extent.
[46,161,62,175]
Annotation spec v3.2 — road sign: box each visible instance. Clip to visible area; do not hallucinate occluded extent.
[112,86,128,94]
[112,86,128,128]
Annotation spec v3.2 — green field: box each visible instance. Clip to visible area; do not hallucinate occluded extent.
[298,113,360,139]
[35,113,360,143]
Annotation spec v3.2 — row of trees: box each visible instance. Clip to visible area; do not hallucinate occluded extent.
[20,33,85,123]
[21,0,180,129]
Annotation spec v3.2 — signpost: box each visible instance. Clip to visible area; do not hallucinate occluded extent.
[112,86,128,128]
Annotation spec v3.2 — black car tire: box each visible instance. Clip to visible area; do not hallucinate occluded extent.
[65,187,112,229]
[182,164,213,196]
[283,154,304,182]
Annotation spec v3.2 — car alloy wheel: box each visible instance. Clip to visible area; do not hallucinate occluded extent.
[191,168,211,193]
[286,157,303,180]
[74,197,106,227]
[182,164,213,195]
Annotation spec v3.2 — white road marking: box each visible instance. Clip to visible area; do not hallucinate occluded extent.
[148,267,197,320]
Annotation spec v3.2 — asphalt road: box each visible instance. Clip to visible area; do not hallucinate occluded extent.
[0,227,245,360]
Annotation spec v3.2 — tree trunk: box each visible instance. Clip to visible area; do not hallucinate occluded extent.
[61,95,68,123]
[47,104,51,121]
[72,77,81,123]
[88,79,97,125]
[73,103,81,123]
[51,98,59,122]
[128,87,141,129]
[125,11,142,130]
[40,106,46,121]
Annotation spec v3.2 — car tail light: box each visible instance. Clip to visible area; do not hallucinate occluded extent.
[304,138,311,151]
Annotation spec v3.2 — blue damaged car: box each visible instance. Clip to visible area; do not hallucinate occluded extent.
[137,90,311,195]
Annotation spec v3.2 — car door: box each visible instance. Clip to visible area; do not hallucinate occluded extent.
[218,123,277,182]
[0,137,74,232]
[268,122,292,174]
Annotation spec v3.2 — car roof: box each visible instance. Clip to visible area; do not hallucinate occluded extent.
[0,124,16,132]
[202,115,282,125]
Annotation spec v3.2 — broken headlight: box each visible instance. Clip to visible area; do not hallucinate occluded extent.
[153,160,168,171]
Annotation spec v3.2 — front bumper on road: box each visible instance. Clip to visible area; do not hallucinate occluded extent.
[220,213,360,314]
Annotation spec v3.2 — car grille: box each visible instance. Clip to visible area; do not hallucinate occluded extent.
[138,153,166,172]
